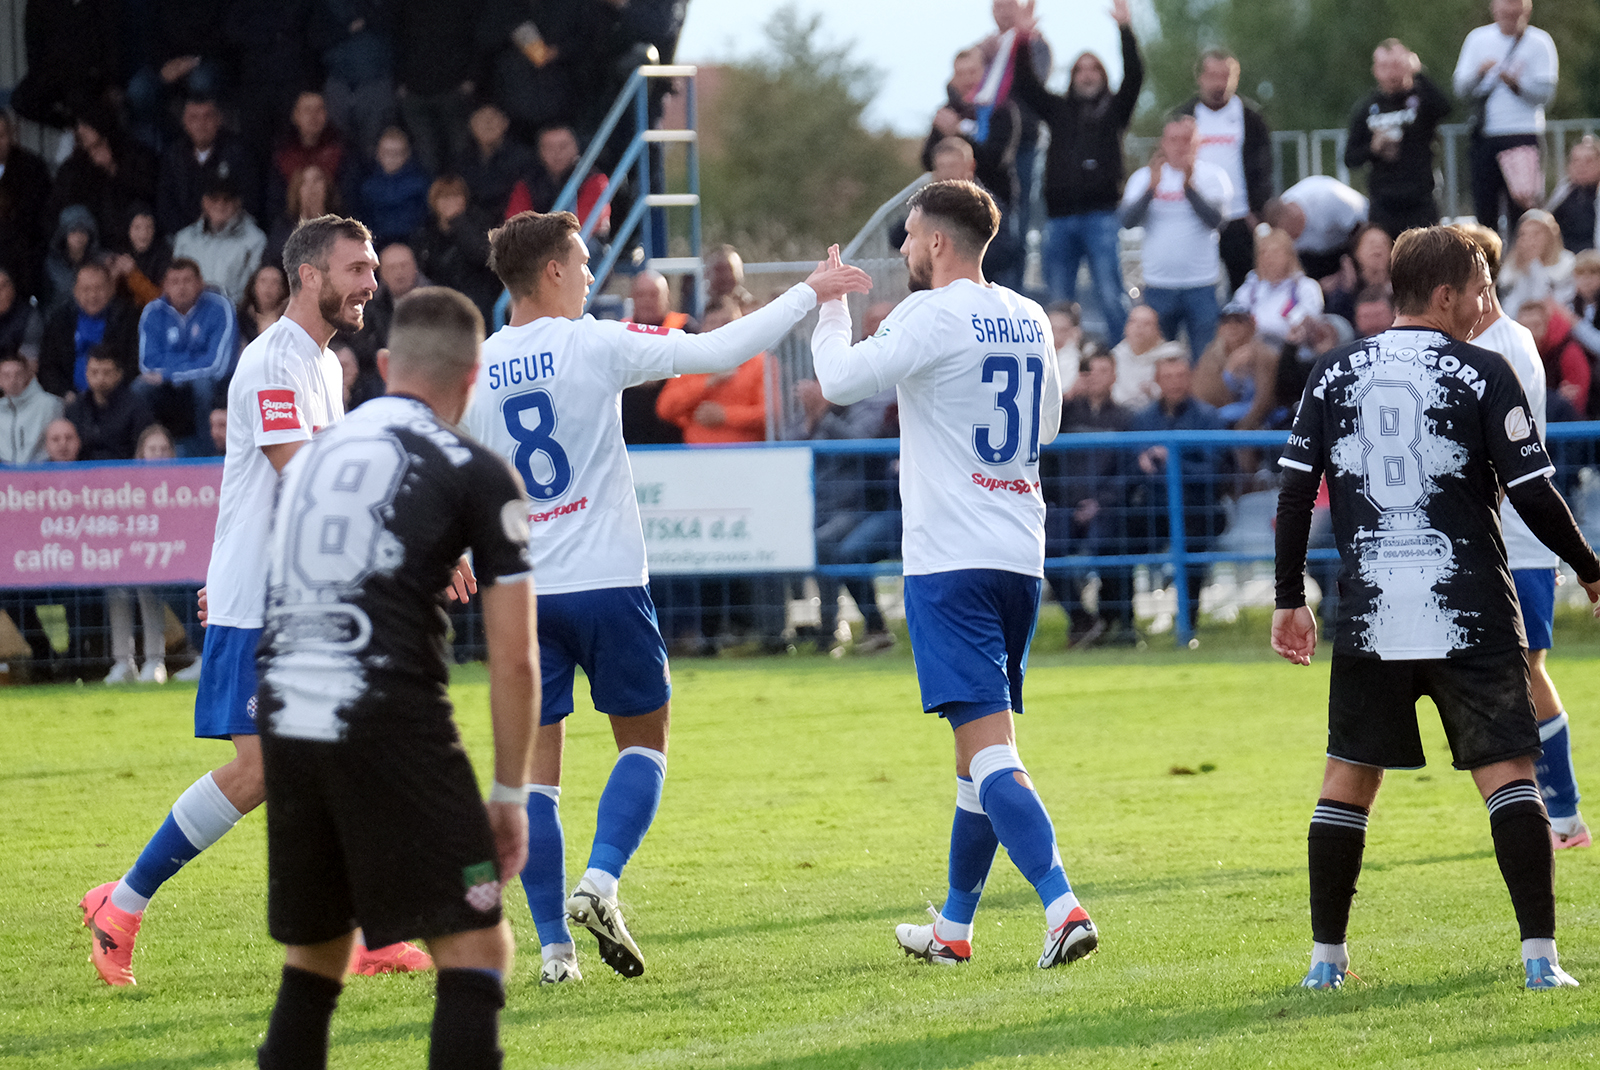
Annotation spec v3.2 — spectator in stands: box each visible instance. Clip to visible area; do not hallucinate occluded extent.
[0,112,54,301]
[1271,311,1353,421]
[480,0,589,141]
[332,337,385,411]
[237,264,290,348]
[1263,176,1369,282]
[1351,287,1397,337]
[42,206,103,313]
[506,125,610,233]
[66,345,152,460]
[656,298,770,443]
[265,164,341,272]
[39,261,138,399]
[1454,0,1558,233]
[0,347,63,464]
[1011,0,1139,343]
[706,244,755,311]
[1346,38,1451,237]
[157,98,257,238]
[1119,115,1230,361]
[312,0,397,159]
[109,207,166,310]
[1232,227,1323,346]
[225,0,317,179]
[922,48,1022,288]
[1547,137,1600,254]
[409,176,499,321]
[983,0,1053,238]
[44,417,81,462]
[0,267,43,365]
[1176,50,1271,292]
[136,258,237,447]
[123,1,228,149]
[1128,352,1227,635]
[358,127,432,248]
[346,241,427,365]
[1194,304,1283,429]
[1517,298,1590,413]
[621,269,688,444]
[8,0,118,133]
[460,103,535,221]
[1566,249,1600,343]
[396,0,483,174]
[47,104,159,248]
[1499,208,1576,313]
[1110,303,1188,408]
[922,138,1019,288]
[1047,347,1135,647]
[1050,300,1085,395]
[170,178,266,303]
[271,91,349,221]
[104,423,181,684]
[207,405,229,455]
[1324,223,1393,322]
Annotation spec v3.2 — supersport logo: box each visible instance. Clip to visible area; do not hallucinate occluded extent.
[970,473,1039,495]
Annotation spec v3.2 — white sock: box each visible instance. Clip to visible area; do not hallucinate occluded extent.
[1311,941,1349,970]
[583,867,619,899]
[172,772,245,848]
[1523,937,1558,963]
[541,940,576,963]
[935,915,973,943]
[1550,812,1585,837]
[1043,892,1081,932]
[110,877,150,914]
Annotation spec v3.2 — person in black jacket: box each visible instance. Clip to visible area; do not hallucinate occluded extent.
[0,113,54,301]
[408,176,500,323]
[65,346,153,460]
[38,261,139,400]
[1174,50,1272,293]
[1345,39,1451,239]
[9,0,120,132]
[396,0,486,174]
[157,99,259,237]
[1011,0,1139,343]
[48,104,159,249]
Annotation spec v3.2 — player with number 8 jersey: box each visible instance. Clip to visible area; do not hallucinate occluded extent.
[460,210,872,982]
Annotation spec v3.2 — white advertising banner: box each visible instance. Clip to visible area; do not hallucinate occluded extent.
[629,446,815,574]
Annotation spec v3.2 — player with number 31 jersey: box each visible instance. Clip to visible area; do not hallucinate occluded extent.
[460,210,872,984]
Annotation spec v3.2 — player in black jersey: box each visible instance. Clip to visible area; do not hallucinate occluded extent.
[255,288,538,1070]
[1273,226,1600,990]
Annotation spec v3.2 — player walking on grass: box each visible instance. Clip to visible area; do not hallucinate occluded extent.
[1273,225,1600,991]
[79,216,432,985]
[254,288,536,1070]
[1455,222,1590,851]
[811,179,1098,970]
[461,210,871,983]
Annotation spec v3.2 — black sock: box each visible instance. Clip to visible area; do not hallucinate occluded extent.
[258,965,343,1070]
[1486,779,1555,940]
[430,968,506,1070]
[1307,798,1369,945]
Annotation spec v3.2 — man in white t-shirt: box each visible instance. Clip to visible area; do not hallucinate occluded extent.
[1453,0,1558,232]
[1266,175,1370,282]
[812,179,1098,971]
[1120,115,1232,360]
[1457,222,1589,850]
[1176,50,1272,291]
[79,216,416,987]
[461,210,870,984]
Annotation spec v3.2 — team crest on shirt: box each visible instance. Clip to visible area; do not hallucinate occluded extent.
[1505,406,1532,442]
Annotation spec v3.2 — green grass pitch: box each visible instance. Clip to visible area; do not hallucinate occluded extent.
[4,639,1600,1068]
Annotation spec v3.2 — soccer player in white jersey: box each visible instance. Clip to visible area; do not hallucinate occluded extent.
[811,179,1099,970]
[461,211,871,983]
[1457,222,1589,849]
[78,216,424,985]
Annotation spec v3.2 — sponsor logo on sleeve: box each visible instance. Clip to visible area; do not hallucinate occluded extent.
[258,390,300,432]
[1504,407,1532,442]
[626,322,670,336]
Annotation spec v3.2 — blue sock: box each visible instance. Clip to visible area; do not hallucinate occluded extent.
[973,745,1072,909]
[587,747,666,878]
[942,777,997,925]
[519,789,571,947]
[1536,713,1583,820]
[124,812,203,899]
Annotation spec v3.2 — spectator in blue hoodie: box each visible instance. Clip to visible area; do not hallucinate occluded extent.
[358,126,431,248]
[136,258,237,450]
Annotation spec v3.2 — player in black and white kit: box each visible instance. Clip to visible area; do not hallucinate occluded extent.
[254,288,538,1070]
[1273,226,1600,991]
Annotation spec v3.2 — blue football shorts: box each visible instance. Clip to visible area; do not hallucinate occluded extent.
[902,568,1042,729]
[538,585,672,725]
[193,624,262,739]
[1513,568,1557,652]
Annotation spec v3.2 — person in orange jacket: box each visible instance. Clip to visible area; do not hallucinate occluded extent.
[655,297,769,443]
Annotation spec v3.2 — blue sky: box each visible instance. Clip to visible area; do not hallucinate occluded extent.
[677,0,1128,135]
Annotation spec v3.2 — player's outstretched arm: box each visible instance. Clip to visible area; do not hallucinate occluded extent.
[482,578,539,880]
[811,246,923,406]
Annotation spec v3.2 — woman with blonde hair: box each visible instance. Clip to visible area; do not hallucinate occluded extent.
[1499,208,1576,315]
[1232,226,1323,344]
[264,164,341,273]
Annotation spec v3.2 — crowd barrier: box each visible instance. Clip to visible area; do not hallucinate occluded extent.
[6,424,1600,680]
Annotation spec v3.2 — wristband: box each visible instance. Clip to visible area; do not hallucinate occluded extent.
[489,781,530,805]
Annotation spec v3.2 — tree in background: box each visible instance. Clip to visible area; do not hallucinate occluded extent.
[1138,0,1600,136]
[699,5,919,261]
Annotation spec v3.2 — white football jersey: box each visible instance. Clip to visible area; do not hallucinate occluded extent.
[461,283,820,594]
[811,279,1061,577]
[1476,312,1559,570]
[207,317,344,629]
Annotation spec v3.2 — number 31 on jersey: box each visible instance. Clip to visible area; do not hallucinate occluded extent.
[973,353,1045,466]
